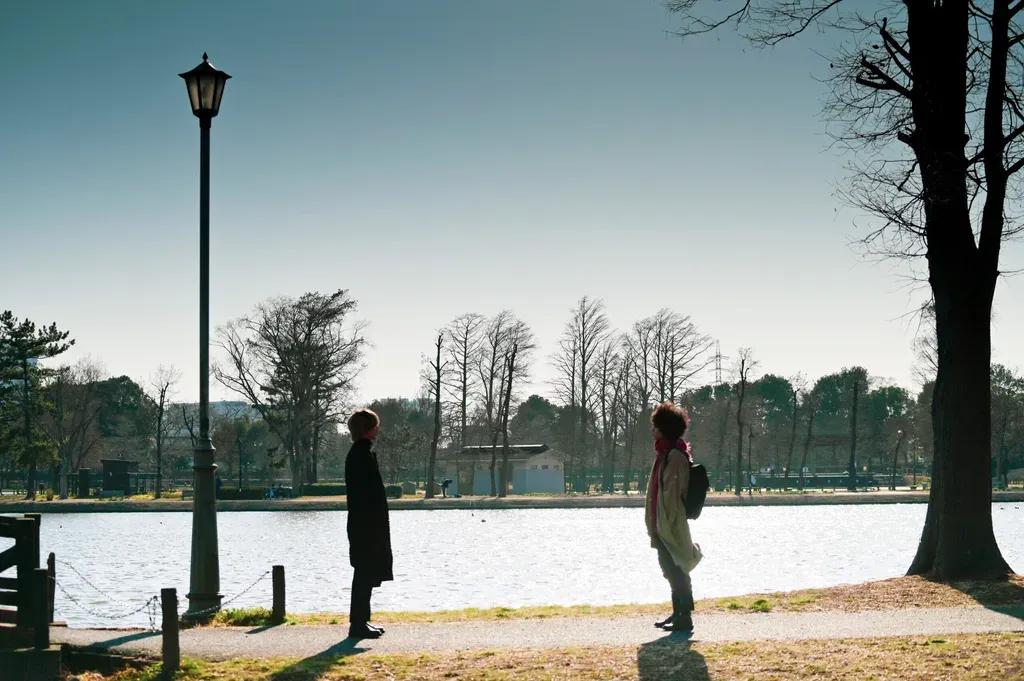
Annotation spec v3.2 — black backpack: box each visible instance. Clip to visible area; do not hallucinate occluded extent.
[684,462,709,520]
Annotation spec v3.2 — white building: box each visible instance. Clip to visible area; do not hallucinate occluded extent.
[440,444,564,495]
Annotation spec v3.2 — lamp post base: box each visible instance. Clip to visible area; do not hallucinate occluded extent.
[188,439,221,622]
[183,592,223,622]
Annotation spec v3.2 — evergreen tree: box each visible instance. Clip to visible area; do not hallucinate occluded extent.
[0,311,74,498]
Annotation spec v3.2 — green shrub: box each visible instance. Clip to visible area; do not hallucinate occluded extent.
[217,487,266,500]
[385,484,402,499]
[302,482,347,496]
[214,607,275,626]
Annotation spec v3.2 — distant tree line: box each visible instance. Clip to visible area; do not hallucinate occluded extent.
[3,296,1022,500]
[0,309,356,498]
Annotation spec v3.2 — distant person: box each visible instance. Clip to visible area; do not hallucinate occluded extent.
[215,471,223,498]
[646,402,703,634]
[345,408,393,639]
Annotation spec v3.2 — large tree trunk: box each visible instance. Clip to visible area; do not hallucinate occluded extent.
[908,282,1010,579]
[905,2,1011,580]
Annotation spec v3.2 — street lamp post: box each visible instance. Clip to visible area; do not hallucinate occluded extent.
[179,53,230,620]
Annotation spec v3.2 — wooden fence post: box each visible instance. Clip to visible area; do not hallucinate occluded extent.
[161,588,180,676]
[14,517,37,627]
[32,568,49,649]
[272,565,285,624]
[46,552,55,623]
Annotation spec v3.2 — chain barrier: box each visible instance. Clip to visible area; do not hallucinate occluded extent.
[54,558,139,609]
[179,570,272,621]
[53,559,272,630]
[54,580,160,630]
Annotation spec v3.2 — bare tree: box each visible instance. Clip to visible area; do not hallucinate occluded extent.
[596,338,624,493]
[498,319,535,497]
[551,297,611,492]
[650,308,715,403]
[477,311,513,495]
[798,389,818,491]
[620,318,657,493]
[445,313,484,446]
[423,333,446,499]
[215,290,366,488]
[912,303,938,387]
[667,0,1016,580]
[733,348,757,497]
[783,374,807,485]
[498,344,518,497]
[147,365,181,499]
[550,325,578,491]
[445,313,484,490]
[845,368,869,491]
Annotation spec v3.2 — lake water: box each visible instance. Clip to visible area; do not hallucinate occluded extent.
[28,503,1024,628]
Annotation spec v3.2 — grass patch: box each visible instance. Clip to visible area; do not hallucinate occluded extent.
[68,632,1024,680]
[204,573,1024,628]
[213,607,278,627]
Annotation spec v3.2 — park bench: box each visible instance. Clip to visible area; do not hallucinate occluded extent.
[181,489,194,500]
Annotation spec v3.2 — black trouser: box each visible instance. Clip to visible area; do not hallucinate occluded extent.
[655,537,694,614]
[349,569,374,627]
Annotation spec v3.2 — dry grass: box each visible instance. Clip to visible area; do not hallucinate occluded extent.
[702,573,1024,614]
[209,574,1024,628]
[67,632,1024,680]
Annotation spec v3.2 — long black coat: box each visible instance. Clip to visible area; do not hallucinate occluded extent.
[345,438,393,584]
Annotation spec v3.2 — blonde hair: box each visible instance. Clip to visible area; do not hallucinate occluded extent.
[347,408,380,440]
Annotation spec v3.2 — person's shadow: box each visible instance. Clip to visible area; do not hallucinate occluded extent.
[638,633,710,681]
[267,637,366,680]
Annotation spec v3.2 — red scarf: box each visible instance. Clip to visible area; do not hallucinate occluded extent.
[650,438,692,517]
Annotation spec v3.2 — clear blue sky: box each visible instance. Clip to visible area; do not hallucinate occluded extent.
[2,0,1021,403]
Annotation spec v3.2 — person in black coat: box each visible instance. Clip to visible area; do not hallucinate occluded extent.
[345,408,393,639]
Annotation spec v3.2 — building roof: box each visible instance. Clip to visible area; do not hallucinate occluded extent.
[438,444,551,462]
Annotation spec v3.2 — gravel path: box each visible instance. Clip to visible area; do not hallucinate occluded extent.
[53,606,1024,661]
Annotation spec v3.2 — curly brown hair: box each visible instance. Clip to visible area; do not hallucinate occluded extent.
[651,401,690,441]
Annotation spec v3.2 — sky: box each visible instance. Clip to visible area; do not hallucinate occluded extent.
[2,0,1022,405]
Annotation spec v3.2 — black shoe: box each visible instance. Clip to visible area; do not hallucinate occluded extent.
[348,625,383,639]
[662,614,694,633]
[366,622,385,634]
[654,614,674,628]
